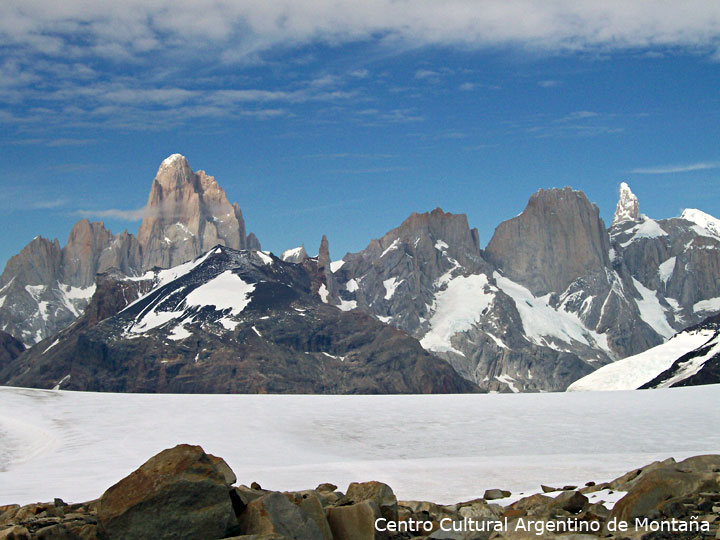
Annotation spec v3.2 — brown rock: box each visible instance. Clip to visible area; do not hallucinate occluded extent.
[0,526,30,540]
[341,481,398,522]
[485,187,611,296]
[97,444,236,540]
[553,491,588,514]
[611,464,720,522]
[326,500,381,540]
[208,453,237,485]
[483,488,511,500]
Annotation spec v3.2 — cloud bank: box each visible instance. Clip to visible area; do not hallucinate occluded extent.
[2,1,720,63]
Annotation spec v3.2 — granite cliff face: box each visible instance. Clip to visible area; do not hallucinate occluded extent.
[0,155,257,345]
[485,187,611,296]
[138,154,253,270]
[0,246,478,394]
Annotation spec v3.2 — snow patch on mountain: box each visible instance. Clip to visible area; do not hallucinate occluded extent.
[681,208,720,238]
[420,274,495,355]
[184,270,255,317]
[569,329,715,391]
[380,238,400,258]
[494,273,611,353]
[658,257,676,285]
[619,217,667,247]
[281,246,306,262]
[694,297,720,315]
[383,277,401,300]
[653,335,720,389]
[346,279,359,292]
[330,260,345,272]
[632,278,675,338]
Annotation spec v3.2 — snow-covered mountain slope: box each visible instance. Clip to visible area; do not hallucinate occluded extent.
[2,384,719,505]
[0,246,477,394]
[569,314,720,391]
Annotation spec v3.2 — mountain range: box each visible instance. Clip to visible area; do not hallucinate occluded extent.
[1,155,719,393]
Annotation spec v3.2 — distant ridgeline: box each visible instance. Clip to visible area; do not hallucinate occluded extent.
[1,157,719,393]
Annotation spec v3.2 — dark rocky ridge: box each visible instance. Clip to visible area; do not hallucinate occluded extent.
[639,313,720,389]
[0,246,477,394]
[0,330,24,371]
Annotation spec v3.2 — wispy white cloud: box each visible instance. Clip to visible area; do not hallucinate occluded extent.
[538,79,561,88]
[415,69,439,80]
[75,207,146,221]
[31,199,69,209]
[630,162,720,174]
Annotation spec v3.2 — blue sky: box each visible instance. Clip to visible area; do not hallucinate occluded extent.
[2,1,720,267]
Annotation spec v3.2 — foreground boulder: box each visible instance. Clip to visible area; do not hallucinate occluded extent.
[97,444,237,540]
[610,454,720,522]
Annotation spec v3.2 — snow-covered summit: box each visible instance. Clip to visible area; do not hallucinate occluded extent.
[159,153,187,168]
[681,208,720,238]
[281,245,308,263]
[612,182,639,225]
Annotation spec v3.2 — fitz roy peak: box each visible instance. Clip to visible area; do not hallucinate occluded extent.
[138,154,257,270]
[0,155,259,345]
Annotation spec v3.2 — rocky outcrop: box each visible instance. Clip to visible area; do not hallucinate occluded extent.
[0,155,258,346]
[327,207,486,338]
[137,154,250,270]
[97,444,238,540]
[485,187,611,296]
[3,448,719,540]
[0,331,24,371]
[0,246,478,394]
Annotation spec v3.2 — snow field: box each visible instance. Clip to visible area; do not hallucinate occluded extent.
[1,385,719,506]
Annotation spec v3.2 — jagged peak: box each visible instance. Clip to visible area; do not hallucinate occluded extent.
[612,182,640,225]
[281,245,308,263]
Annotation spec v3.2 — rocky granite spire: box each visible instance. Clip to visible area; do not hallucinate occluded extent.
[137,154,248,270]
[485,187,611,296]
[612,182,640,225]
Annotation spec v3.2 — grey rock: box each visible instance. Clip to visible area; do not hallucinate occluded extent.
[238,492,321,540]
[326,500,381,540]
[482,489,510,501]
[553,491,588,513]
